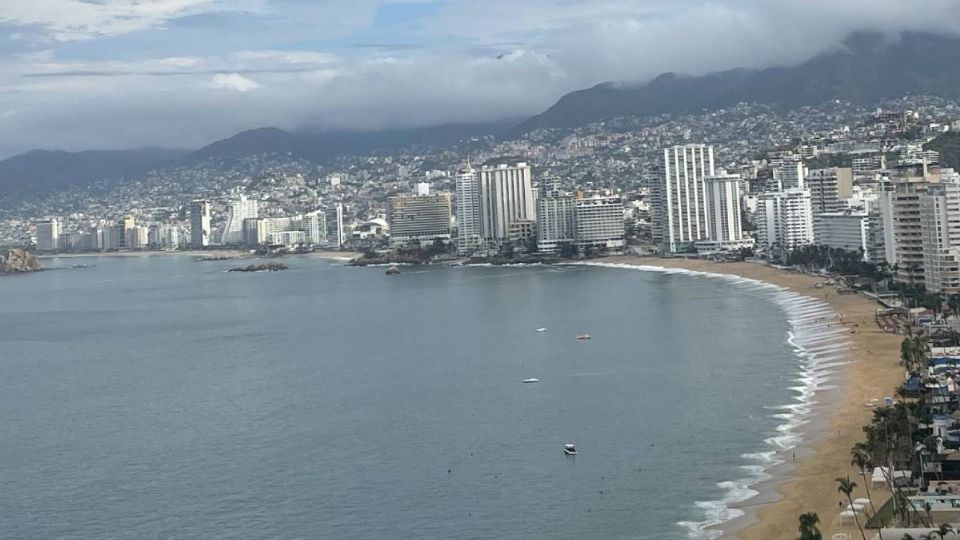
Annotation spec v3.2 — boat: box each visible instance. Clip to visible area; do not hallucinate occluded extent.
[385,265,400,275]
[576,334,591,340]
[523,378,540,383]
[536,328,547,333]
[563,443,578,456]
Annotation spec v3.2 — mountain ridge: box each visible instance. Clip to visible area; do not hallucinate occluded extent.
[512,31,960,133]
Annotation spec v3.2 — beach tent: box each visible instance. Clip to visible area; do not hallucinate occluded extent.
[872,466,911,488]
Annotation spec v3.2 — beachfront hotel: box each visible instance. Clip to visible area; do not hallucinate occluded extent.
[652,144,716,253]
[477,163,536,245]
[455,166,483,255]
[755,188,814,250]
[387,193,453,247]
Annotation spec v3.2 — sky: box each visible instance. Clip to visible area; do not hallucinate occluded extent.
[0,0,959,157]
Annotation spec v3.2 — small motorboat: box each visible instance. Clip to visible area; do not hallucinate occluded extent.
[563,443,578,456]
[576,334,591,340]
[536,328,547,333]
[385,265,400,275]
[523,378,540,383]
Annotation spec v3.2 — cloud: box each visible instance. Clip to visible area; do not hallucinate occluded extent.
[206,72,261,92]
[1,0,960,157]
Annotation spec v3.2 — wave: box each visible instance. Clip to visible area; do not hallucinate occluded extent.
[569,262,850,539]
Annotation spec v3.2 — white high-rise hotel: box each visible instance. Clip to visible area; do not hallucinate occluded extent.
[756,188,814,249]
[219,194,259,245]
[654,145,744,252]
[456,163,535,253]
[455,166,483,254]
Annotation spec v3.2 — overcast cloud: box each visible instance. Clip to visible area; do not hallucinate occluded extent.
[0,0,959,157]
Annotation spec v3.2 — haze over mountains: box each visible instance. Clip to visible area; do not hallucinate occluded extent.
[3,31,960,202]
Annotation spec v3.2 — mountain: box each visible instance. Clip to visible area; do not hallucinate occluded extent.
[513,31,960,133]
[0,148,190,200]
[183,121,515,164]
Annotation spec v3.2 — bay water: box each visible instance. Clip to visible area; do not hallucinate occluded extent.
[0,256,812,539]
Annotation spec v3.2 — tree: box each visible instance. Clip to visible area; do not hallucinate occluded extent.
[798,512,822,540]
[837,476,868,540]
[931,524,955,540]
[851,445,877,514]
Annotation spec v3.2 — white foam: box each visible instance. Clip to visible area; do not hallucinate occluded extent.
[569,261,850,539]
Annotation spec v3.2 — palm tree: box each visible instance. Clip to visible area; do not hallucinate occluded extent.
[852,446,877,514]
[798,512,822,540]
[932,523,954,540]
[838,476,868,540]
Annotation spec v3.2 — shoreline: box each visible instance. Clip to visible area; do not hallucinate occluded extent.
[602,256,903,540]
[36,250,362,261]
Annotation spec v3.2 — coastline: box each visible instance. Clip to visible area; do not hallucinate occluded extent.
[37,249,362,261]
[602,256,903,540]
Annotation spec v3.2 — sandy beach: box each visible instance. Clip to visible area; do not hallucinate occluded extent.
[606,256,903,540]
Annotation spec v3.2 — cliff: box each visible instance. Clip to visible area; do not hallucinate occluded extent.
[0,248,43,274]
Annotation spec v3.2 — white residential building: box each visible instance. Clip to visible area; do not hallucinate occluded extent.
[455,166,483,255]
[190,200,211,248]
[920,182,960,292]
[756,188,814,250]
[303,211,327,246]
[575,195,625,252]
[536,191,577,254]
[813,212,870,259]
[35,219,60,252]
[478,163,535,244]
[703,172,744,244]
[219,195,258,245]
[653,144,715,253]
[806,167,853,214]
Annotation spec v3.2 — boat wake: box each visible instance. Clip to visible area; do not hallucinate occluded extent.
[570,262,850,539]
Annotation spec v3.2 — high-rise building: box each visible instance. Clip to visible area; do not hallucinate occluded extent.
[575,195,625,252]
[774,156,806,190]
[703,172,744,244]
[478,163,535,244]
[813,211,870,259]
[35,219,60,252]
[388,194,452,247]
[756,188,814,250]
[892,179,934,284]
[653,144,716,253]
[303,211,327,246]
[243,217,299,247]
[455,166,483,255]
[325,203,344,248]
[190,200,211,248]
[127,226,149,250]
[219,195,258,245]
[806,168,853,214]
[536,190,577,254]
[919,182,960,292]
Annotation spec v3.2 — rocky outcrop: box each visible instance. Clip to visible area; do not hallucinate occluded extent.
[228,262,288,273]
[0,248,43,274]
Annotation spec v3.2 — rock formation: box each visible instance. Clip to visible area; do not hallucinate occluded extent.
[0,248,43,274]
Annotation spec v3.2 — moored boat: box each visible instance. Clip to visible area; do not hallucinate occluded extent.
[563,443,577,455]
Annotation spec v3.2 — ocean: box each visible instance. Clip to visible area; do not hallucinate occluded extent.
[0,256,847,539]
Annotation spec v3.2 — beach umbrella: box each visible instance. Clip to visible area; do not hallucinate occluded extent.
[853,498,871,505]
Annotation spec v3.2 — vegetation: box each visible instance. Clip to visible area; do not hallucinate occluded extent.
[851,445,877,513]
[798,512,822,540]
[837,476,868,540]
[925,131,960,170]
[784,245,891,281]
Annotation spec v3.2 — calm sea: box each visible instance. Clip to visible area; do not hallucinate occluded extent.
[0,256,812,539]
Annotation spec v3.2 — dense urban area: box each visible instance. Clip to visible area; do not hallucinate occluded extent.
[5,94,960,290]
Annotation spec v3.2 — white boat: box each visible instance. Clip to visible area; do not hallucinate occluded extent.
[576,334,591,340]
[536,328,547,333]
[523,378,540,383]
[563,443,578,456]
